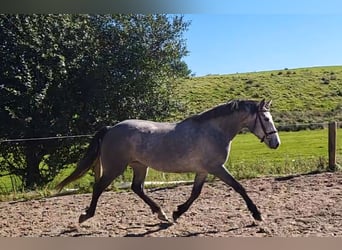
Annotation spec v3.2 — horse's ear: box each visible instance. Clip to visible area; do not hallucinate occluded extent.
[258,99,266,111]
[266,100,272,109]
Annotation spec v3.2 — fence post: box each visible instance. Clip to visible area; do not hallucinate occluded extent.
[328,121,337,171]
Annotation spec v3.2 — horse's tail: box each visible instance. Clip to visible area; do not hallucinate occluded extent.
[55,126,111,192]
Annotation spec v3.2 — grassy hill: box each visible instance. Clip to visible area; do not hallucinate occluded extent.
[170,66,342,128]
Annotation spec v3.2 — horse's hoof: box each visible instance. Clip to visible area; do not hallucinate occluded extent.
[172,211,181,222]
[157,210,170,223]
[253,212,262,221]
[79,212,90,224]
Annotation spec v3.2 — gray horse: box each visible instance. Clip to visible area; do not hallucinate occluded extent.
[56,99,280,224]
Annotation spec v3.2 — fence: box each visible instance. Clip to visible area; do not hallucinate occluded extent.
[328,121,338,171]
[0,121,341,194]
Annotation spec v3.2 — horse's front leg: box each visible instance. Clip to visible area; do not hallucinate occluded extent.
[172,173,207,222]
[209,165,262,221]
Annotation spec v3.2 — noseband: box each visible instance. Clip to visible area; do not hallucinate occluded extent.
[253,111,278,143]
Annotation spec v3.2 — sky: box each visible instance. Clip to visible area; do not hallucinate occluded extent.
[182,2,342,76]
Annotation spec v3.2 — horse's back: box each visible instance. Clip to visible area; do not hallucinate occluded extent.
[101,119,177,157]
[118,119,176,132]
[101,119,205,171]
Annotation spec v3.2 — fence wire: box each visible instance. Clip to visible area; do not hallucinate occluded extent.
[0,134,93,143]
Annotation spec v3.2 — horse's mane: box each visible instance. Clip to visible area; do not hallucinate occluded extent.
[189,99,259,123]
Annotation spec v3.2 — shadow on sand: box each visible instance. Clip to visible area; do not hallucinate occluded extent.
[274,170,324,181]
[124,222,173,237]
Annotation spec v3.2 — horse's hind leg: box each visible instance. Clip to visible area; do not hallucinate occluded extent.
[172,173,207,222]
[209,165,262,221]
[93,157,102,182]
[130,163,170,222]
[79,163,127,224]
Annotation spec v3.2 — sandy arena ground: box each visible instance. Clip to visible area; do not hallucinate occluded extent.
[0,172,341,237]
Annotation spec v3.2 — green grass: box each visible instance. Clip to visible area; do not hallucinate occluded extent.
[227,129,341,179]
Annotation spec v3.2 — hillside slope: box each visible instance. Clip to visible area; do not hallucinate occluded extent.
[171,66,342,128]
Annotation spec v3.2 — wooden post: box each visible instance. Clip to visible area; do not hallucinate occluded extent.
[328,121,337,171]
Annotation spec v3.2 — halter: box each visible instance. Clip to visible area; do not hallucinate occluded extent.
[253,111,278,143]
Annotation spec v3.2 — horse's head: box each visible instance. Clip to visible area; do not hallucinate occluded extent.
[250,99,280,149]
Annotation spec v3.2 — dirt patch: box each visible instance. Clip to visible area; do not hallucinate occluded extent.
[1,172,341,237]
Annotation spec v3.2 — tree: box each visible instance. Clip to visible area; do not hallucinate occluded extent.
[0,14,189,189]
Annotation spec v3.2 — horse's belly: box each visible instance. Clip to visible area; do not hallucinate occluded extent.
[149,162,197,173]
[139,152,203,173]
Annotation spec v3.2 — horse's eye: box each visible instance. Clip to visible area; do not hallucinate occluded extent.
[264,118,270,122]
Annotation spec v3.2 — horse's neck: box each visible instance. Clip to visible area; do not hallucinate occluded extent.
[208,112,250,140]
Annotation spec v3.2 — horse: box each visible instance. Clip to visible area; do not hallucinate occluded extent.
[56,99,280,224]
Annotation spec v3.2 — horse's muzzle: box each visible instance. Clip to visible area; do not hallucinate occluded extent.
[265,133,280,149]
